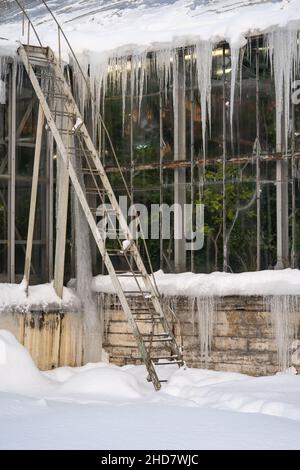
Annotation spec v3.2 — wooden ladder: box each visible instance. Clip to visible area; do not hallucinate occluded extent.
[18,44,184,390]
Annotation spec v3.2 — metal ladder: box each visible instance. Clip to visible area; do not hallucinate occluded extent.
[18,44,184,390]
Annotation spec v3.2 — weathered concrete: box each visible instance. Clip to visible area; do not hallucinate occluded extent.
[1,294,299,375]
[0,307,83,370]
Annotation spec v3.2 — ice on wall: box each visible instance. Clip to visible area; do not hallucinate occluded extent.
[71,151,103,363]
[266,295,300,371]
[192,296,218,366]
[268,29,300,151]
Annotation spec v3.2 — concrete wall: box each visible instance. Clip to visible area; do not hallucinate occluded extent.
[1,295,300,375]
[0,308,83,370]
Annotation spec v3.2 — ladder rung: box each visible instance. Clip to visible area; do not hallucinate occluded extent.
[50,110,76,118]
[124,290,151,293]
[24,45,49,55]
[115,270,142,274]
[106,252,126,257]
[131,312,163,321]
[137,355,179,361]
[82,167,102,174]
[51,129,74,135]
[28,55,50,63]
[117,273,144,277]
[154,361,182,366]
[85,189,107,195]
[124,291,151,296]
[130,306,157,310]
[143,337,172,343]
[36,73,64,82]
[142,333,170,338]
[135,319,162,323]
[44,92,70,100]
[133,315,161,320]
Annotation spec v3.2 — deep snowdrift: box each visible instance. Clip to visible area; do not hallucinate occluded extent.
[0,330,140,399]
[1,329,300,449]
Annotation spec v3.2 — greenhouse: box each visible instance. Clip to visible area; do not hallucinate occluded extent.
[0,0,299,287]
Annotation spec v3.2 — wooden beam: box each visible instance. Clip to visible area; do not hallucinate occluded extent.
[8,62,17,283]
[23,105,44,292]
[53,112,71,298]
[103,152,300,174]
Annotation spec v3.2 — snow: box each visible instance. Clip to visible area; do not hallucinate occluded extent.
[0,282,79,312]
[92,268,300,297]
[1,1,300,57]
[1,267,299,320]
[1,329,300,449]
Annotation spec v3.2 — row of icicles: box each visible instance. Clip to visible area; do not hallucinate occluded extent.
[70,27,300,163]
[0,27,299,160]
[98,292,300,372]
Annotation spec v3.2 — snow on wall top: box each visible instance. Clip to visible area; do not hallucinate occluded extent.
[0,1,299,57]
[0,282,80,312]
[92,269,300,297]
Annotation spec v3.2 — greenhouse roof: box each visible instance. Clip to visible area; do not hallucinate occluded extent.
[0,1,300,58]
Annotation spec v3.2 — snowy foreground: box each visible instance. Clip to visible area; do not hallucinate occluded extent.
[1,330,300,450]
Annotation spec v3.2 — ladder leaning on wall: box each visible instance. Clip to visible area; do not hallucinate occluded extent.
[18,44,184,390]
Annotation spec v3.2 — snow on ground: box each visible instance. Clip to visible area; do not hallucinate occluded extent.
[92,268,300,297]
[0,282,79,312]
[1,329,300,450]
[1,1,300,57]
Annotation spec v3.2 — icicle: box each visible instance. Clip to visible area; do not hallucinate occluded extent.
[229,45,240,143]
[121,56,128,133]
[155,48,172,101]
[239,46,245,103]
[195,40,213,164]
[138,52,147,120]
[266,295,300,371]
[195,296,218,366]
[71,150,103,363]
[268,28,298,152]
[0,56,10,104]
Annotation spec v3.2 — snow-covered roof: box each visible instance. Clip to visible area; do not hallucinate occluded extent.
[0,1,300,57]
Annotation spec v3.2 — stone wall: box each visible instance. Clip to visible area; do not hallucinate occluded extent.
[102,294,300,376]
